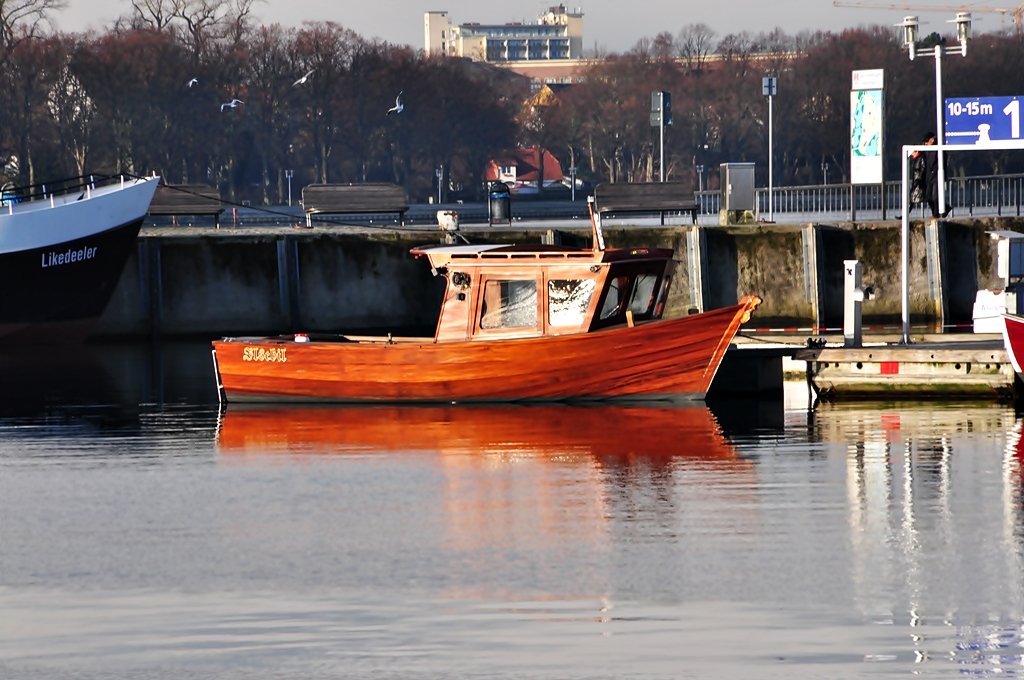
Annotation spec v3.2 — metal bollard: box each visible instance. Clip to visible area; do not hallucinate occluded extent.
[844,259,875,348]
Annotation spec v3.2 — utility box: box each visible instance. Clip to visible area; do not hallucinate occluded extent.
[973,230,1024,332]
[996,232,1024,284]
[719,162,755,225]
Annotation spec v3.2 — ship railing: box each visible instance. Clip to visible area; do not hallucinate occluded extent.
[1,173,132,212]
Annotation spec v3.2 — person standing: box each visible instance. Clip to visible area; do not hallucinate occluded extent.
[911,132,950,218]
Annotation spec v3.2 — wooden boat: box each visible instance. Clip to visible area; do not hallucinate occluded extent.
[212,223,761,402]
[216,403,746,468]
[0,174,160,344]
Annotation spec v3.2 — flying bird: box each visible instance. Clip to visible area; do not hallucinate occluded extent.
[386,91,404,116]
[187,77,198,88]
[220,98,244,112]
[292,69,314,87]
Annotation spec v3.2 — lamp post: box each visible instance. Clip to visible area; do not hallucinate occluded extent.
[284,169,294,207]
[696,164,704,193]
[898,13,970,344]
[901,12,971,218]
[821,160,828,185]
[762,76,777,222]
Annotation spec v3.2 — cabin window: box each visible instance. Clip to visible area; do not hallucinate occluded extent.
[628,274,659,316]
[480,279,537,329]
[598,275,630,321]
[548,279,596,327]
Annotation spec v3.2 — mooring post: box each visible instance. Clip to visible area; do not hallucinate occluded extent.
[844,259,874,348]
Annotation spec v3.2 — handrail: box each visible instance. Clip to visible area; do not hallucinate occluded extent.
[0,173,126,207]
[691,172,1024,219]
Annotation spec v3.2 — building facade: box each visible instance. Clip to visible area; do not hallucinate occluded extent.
[424,5,584,63]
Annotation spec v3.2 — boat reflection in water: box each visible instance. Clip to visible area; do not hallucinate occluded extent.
[216,402,750,470]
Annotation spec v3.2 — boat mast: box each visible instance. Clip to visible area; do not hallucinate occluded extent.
[587,196,605,252]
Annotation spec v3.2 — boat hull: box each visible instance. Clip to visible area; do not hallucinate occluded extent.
[212,296,760,403]
[1003,313,1024,380]
[0,177,158,344]
[0,217,143,343]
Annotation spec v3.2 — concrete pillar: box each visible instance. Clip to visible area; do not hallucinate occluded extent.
[276,237,301,330]
[138,238,162,339]
[801,225,823,329]
[925,220,948,327]
[686,225,708,313]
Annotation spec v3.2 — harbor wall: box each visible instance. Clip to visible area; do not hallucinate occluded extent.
[93,218,1024,339]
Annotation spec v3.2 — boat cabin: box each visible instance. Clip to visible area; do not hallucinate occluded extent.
[410,243,676,343]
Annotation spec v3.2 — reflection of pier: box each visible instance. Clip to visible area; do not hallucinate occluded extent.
[810,401,1024,672]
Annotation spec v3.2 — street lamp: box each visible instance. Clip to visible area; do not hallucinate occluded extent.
[696,164,704,193]
[898,12,970,344]
[901,12,971,217]
[284,169,294,207]
[762,76,778,222]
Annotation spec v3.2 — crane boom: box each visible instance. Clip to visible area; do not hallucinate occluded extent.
[832,0,1024,32]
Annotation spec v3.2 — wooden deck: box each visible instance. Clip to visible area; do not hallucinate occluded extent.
[792,337,1017,399]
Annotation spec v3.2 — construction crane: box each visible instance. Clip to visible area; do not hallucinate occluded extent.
[832,1,1024,33]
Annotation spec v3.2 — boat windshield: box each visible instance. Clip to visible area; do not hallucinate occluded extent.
[548,279,596,327]
[480,279,538,329]
[592,264,667,330]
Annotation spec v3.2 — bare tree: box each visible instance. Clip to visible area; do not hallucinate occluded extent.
[0,0,66,53]
[171,0,257,57]
[129,0,176,31]
[676,23,716,74]
[47,46,94,175]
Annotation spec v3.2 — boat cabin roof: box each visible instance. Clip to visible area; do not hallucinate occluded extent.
[410,243,674,269]
[411,242,678,343]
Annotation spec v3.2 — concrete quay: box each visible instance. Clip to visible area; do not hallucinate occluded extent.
[92,213,1024,399]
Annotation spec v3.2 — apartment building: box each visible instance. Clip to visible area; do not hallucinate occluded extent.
[424,5,584,62]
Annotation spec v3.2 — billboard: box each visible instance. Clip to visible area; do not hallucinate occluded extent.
[850,69,884,185]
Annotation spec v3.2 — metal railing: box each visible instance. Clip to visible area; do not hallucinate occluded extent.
[694,173,1024,221]
[0,174,115,208]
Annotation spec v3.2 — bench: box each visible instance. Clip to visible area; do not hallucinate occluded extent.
[593,181,698,225]
[301,183,408,226]
[148,184,224,227]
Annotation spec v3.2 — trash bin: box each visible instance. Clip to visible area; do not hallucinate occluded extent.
[488,181,511,226]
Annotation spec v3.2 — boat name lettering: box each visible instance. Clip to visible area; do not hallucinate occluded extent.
[242,346,287,363]
[40,245,98,268]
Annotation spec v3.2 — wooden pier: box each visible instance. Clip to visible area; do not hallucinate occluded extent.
[723,333,1019,400]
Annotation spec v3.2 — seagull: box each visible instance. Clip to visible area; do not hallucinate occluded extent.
[386,91,404,116]
[220,98,244,112]
[187,77,198,88]
[292,69,314,87]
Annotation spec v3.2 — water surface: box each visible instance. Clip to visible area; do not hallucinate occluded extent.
[1,343,1022,678]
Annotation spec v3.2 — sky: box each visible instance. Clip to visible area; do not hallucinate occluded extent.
[51,1,1019,53]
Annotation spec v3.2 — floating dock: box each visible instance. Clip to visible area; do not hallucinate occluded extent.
[751,334,1020,400]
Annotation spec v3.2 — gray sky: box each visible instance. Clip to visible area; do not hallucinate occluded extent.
[51,1,1016,53]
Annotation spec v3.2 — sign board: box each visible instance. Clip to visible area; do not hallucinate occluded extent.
[851,69,884,91]
[944,96,1024,147]
[850,70,884,185]
[762,76,777,97]
[650,90,672,127]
